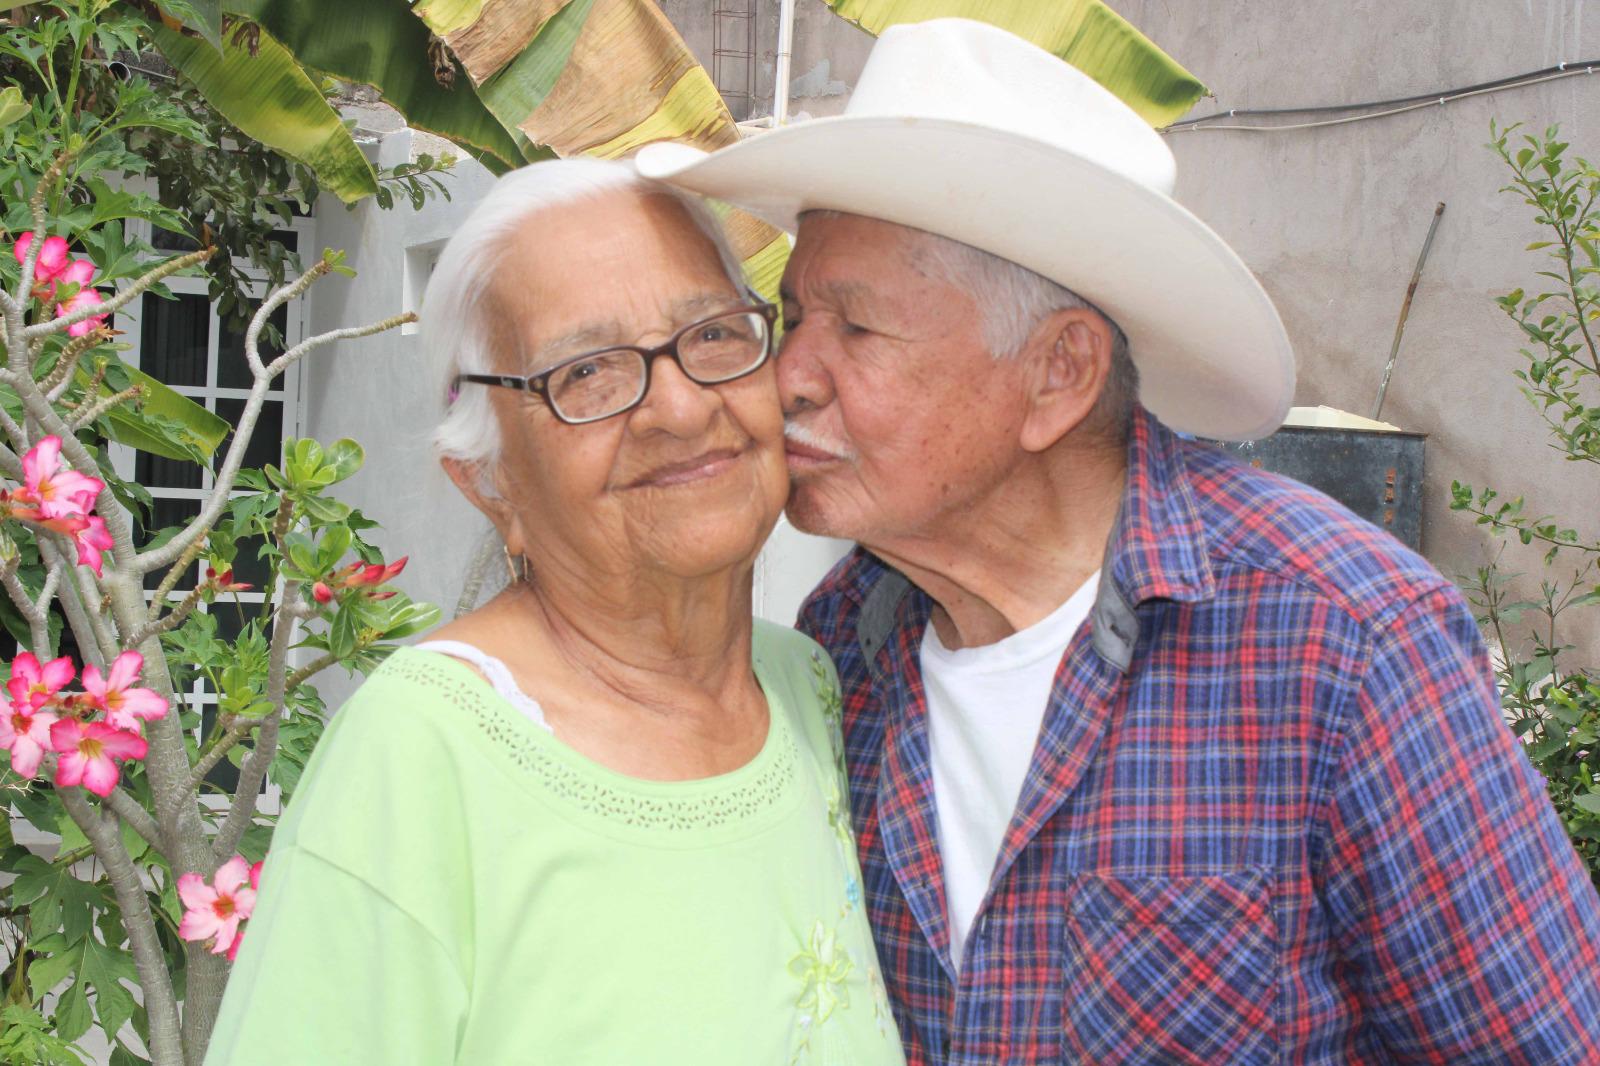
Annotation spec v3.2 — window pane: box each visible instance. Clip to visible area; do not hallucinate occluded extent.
[135,449,204,493]
[138,497,201,592]
[138,292,209,388]
[231,533,271,590]
[217,303,289,389]
[200,703,242,792]
[215,398,283,473]
[151,226,202,253]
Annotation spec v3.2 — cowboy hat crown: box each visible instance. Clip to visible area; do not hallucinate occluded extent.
[636,18,1294,441]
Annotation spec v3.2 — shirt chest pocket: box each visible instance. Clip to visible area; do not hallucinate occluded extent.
[1062,868,1279,1065]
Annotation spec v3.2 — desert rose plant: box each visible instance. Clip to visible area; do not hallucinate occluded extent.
[0,5,439,1063]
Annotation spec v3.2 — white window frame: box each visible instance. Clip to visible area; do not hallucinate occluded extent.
[112,214,315,817]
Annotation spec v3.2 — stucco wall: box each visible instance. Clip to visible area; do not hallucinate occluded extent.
[1113,0,1600,650]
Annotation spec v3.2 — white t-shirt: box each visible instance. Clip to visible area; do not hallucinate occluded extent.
[922,571,1100,969]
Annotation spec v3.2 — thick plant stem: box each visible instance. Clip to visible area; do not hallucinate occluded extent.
[56,789,184,1066]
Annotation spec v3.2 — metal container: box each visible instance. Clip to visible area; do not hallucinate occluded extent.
[1212,427,1428,551]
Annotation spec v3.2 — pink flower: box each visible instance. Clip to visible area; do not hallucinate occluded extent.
[6,651,75,712]
[82,650,167,732]
[54,287,108,338]
[205,566,252,593]
[72,514,113,576]
[178,855,259,961]
[49,718,147,797]
[13,437,104,520]
[13,232,68,283]
[57,258,95,289]
[0,704,58,779]
[316,556,407,605]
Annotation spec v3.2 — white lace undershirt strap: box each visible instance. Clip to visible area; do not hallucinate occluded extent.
[413,639,553,733]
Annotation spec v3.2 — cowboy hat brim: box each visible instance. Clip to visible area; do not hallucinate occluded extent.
[637,116,1295,442]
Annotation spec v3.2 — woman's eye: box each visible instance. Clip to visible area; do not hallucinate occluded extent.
[698,324,729,343]
[842,321,868,336]
[566,360,600,381]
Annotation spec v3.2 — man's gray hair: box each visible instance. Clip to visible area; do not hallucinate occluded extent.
[426,158,748,471]
[808,211,1140,438]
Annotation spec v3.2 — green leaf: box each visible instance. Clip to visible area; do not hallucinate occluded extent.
[321,438,365,484]
[0,84,27,127]
[820,0,1208,126]
[76,363,230,463]
[1575,793,1600,815]
[225,0,525,172]
[154,0,225,50]
[11,855,111,945]
[145,17,379,203]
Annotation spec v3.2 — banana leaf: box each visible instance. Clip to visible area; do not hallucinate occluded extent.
[225,0,529,173]
[78,364,231,463]
[820,0,1207,127]
[145,18,380,202]
[152,0,223,50]
[420,0,785,292]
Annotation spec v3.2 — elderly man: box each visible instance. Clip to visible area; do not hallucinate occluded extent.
[640,17,1600,1065]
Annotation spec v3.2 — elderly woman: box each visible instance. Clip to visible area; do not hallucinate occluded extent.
[204,159,903,1065]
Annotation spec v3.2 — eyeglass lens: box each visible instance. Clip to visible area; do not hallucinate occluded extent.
[547,309,769,422]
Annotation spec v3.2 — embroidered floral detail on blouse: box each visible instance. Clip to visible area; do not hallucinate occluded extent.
[789,918,856,1064]
[867,963,894,1039]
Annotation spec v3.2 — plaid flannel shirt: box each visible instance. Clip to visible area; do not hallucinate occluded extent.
[797,408,1600,1065]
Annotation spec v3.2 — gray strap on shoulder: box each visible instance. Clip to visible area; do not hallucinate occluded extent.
[1090,536,1138,673]
[857,569,912,671]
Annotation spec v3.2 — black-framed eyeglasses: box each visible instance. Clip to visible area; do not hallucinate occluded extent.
[453,301,778,425]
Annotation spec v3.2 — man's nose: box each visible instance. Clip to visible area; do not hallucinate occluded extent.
[776,324,836,416]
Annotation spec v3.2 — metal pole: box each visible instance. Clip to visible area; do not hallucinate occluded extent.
[1372,201,1446,421]
[774,0,796,125]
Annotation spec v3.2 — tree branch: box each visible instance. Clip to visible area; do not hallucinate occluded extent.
[41,327,110,400]
[146,532,208,621]
[67,382,142,432]
[186,716,257,794]
[55,788,184,1066]
[267,313,415,377]
[283,650,339,692]
[21,248,212,340]
[214,600,304,859]
[0,557,50,655]
[125,583,204,649]
[137,301,412,576]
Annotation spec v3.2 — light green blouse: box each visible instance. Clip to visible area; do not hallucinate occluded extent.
[205,621,905,1066]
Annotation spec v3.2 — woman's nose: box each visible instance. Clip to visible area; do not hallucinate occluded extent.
[628,353,720,436]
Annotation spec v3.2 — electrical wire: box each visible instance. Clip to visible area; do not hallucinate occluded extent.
[1165,60,1600,134]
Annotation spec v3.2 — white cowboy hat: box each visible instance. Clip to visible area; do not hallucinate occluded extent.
[636,17,1294,441]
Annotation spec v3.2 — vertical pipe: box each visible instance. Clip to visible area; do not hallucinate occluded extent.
[1372,202,1446,421]
[774,0,796,125]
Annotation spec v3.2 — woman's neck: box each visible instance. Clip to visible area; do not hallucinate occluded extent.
[435,563,769,779]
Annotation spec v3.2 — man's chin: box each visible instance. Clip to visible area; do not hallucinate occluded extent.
[783,487,847,540]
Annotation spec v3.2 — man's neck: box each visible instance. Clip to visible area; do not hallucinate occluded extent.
[870,440,1127,649]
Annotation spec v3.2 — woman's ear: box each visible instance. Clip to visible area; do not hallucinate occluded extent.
[441,457,526,555]
[1018,309,1112,454]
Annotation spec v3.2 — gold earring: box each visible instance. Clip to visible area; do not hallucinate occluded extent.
[503,546,529,584]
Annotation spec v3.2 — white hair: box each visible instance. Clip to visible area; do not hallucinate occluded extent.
[806,210,1140,436]
[425,158,748,470]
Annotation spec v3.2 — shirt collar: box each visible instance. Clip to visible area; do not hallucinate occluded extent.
[835,406,1217,674]
[1102,405,1217,609]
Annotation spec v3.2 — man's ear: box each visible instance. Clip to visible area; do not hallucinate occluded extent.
[441,456,527,556]
[1018,308,1112,453]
